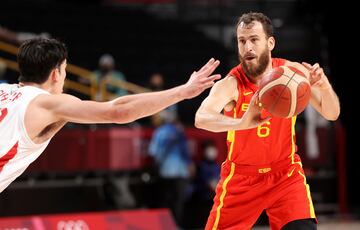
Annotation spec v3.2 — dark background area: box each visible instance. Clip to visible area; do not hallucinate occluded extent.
[325,2,359,214]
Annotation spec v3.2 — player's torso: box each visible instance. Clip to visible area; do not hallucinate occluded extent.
[0,84,50,192]
[224,59,298,165]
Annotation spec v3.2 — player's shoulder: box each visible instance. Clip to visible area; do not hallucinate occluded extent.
[208,75,238,99]
[271,58,287,66]
[0,83,19,92]
[213,75,238,89]
[225,74,239,86]
[31,93,81,109]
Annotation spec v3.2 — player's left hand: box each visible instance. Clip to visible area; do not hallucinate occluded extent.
[302,62,331,91]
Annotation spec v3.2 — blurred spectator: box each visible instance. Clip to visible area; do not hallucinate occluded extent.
[0,24,50,44]
[148,109,194,226]
[304,104,329,159]
[93,53,127,101]
[147,72,177,126]
[194,140,220,201]
[0,60,7,83]
[148,72,165,91]
[102,174,136,210]
[189,140,220,227]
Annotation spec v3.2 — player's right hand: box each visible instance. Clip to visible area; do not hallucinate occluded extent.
[241,91,271,129]
[182,58,221,99]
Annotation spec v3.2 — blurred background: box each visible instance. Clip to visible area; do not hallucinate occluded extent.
[0,0,358,229]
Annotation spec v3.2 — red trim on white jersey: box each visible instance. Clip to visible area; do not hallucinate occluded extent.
[0,141,18,173]
[0,108,7,122]
[0,84,50,192]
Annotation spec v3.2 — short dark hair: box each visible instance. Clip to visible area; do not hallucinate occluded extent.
[236,12,273,38]
[17,38,68,84]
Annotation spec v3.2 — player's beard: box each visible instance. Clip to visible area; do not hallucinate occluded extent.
[239,47,270,79]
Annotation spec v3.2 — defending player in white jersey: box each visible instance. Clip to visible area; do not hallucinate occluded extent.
[0,38,221,192]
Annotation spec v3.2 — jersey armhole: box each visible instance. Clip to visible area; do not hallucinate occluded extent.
[19,94,49,147]
[227,74,244,115]
[230,74,244,102]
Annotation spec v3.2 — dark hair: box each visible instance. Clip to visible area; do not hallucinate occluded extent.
[17,38,68,84]
[236,12,273,38]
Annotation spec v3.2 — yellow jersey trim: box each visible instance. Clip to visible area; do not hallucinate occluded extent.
[212,162,236,230]
[226,109,237,160]
[298,170,316,218]
[290,116,297,164]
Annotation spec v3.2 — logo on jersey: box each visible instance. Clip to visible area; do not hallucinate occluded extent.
[243,91,253,96]
[241,103,249,111]
[258,167,271,173]
[0,90,22,102]
[287,167,296,177]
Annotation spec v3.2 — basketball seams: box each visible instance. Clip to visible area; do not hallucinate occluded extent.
[283,66,310,117]
[262,85,291,117]
[260,67,295,117]
[259,75,290,98]
[259,66,310,118]
[287,69,298,118]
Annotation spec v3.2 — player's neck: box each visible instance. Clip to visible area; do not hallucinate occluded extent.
[248,63,273,85]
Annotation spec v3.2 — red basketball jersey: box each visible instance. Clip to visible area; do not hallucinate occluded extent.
[224,58,299,165]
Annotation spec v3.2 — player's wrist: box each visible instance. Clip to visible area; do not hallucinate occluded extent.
[178,83,193,100]
[319,83,332,92]
[175,84,188,100]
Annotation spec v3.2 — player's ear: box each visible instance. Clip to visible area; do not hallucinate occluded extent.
[268,36,275,51]
[50,68,59,82]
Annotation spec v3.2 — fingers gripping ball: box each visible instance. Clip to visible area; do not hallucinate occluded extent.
[259,66,311,118]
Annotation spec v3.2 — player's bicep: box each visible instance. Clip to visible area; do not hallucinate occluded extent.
[40,94,113,124]
[198,76,238,114]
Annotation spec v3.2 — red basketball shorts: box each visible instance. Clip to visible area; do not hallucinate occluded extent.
[205,154,316,230]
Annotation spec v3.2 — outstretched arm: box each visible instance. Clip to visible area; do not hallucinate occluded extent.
[195,76,269,132]
[41,58,221,124]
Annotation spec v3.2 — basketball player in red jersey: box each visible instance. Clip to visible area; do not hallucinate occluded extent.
[0,38,221,193]
[195,12,340,230]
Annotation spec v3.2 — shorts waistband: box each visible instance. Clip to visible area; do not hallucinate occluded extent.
[224,154,301,176]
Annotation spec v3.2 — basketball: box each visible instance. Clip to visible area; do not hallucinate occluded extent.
[258,65,311,118]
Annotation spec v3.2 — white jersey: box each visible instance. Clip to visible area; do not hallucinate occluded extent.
[0,84,50,192]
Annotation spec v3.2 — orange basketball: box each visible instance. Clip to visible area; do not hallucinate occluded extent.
[259,66,311,118]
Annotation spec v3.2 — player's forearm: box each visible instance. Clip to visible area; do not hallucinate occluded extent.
[111,85,185,123]
[318,87,340,121]
[195,111,243,132]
